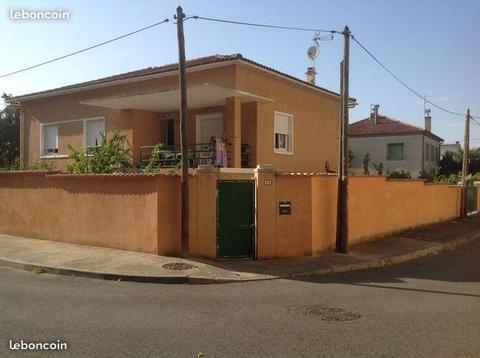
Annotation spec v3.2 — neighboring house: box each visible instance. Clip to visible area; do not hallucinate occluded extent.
[440,141,462,158]
[12,54,343,173]
[348,106,444,176]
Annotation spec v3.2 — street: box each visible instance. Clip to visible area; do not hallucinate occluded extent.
[1,240,479,357]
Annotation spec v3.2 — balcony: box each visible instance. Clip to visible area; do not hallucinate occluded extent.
[139,143,251,169]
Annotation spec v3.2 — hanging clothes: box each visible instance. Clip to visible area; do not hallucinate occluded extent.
[216,140,228,167]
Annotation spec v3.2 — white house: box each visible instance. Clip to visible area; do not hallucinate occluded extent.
[348,106,443,177]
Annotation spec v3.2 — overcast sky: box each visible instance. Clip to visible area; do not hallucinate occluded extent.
[1,0,479,145]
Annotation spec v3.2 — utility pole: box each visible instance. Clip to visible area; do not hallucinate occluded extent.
[461,108,470,218]
[336,26,351,254]
[175,6,189,254]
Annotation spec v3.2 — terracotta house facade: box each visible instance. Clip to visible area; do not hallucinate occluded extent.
[14,54,342,173]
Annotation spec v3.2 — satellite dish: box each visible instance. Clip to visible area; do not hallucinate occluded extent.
[307,45,319,60]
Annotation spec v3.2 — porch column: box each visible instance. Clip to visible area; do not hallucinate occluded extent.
[225,96,242,168]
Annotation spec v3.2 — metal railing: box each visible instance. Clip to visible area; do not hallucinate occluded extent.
[139,143,251,168]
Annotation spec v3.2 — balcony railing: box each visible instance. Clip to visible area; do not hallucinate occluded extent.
[139,143,251,168]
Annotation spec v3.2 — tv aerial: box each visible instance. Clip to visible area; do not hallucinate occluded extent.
[306,32,334,64]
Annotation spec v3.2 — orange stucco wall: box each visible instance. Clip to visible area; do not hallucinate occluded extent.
[348,176,462,244]
[20,62,339,172]
[0,172,159,253]
[257,173,461,259]
[0,171,218,257]
[235,64,340,172]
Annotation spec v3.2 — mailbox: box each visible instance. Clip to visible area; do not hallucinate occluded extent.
[279,201,292,215]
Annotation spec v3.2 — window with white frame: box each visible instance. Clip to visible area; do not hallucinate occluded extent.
[85,118,105,148]
[42,125,58,156]
[274,112,293,153]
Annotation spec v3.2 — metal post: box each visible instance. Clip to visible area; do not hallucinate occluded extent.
[336,26,350,253]
[461,109,470,217]
[176,6,189,253]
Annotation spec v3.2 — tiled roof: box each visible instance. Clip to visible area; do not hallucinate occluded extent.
[348,115,443,142]
[13,54,341,100]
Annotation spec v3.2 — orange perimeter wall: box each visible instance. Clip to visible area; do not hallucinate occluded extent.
[0,171,462,259]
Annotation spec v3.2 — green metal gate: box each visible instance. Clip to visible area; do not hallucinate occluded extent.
[466,183,478,214]
[217,180,255,258]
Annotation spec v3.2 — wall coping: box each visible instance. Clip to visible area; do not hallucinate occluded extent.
[277,172,337,177]
[0,170,60,176]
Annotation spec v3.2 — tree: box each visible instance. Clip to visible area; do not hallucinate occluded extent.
[0,94,20,169]
[439,148,480,176]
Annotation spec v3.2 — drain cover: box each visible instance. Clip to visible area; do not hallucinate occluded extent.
[162,262,197,271]
[290,305,361,321]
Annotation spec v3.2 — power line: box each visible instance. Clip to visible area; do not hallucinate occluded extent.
[191,15,339,34]
[0,18,170,79]
[351,35,468,117]
[193,15,475,120]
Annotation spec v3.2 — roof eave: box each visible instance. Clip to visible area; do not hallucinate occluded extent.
[13,56,344,103]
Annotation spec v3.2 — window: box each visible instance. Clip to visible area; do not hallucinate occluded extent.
[42,125,58,156]
[85,118,105,148]
[425,143,430,161]
[434,146,439,163]
[274,112,293,153]
[387,143,404,160]
[430,145,434,163]
[165,119,175,147]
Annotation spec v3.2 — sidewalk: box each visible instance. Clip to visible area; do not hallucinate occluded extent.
[0,214,479,284]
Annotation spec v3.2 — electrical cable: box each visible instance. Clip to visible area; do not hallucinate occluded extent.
[191,15,339,34]
[0,18,170,79]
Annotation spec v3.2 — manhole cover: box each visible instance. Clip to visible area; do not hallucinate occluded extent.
[162,262,197,271]
[289,305,361,321]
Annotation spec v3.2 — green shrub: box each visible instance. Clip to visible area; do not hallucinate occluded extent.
[145,143,164,172]
[362,152,371,175]
[372,162,384,175]
[66,129,132,174]
[388,168,411,179]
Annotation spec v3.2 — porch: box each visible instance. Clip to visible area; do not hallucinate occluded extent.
[80,83,273,168]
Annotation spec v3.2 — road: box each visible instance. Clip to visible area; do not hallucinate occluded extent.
[1,240,479,357]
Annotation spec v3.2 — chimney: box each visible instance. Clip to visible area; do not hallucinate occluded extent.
[424,108,431,132]
[370,104,380,125]
[305,67,316,85]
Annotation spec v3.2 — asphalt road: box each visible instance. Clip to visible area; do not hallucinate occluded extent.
[1,240,479,358]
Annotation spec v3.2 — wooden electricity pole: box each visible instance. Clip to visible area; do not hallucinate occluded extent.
[461,108,470,218]
[176,6,189,253]
[336,26,351,254]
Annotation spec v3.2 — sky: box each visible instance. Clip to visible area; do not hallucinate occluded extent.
[1,0,479,145]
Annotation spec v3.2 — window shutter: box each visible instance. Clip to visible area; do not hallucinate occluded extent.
[86,119,105,147]
[43,125,58,154]
[274,113,290,135]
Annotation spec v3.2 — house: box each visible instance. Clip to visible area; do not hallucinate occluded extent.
[348,106,444,176]
[440,141,462,158]
[13,54,343,173]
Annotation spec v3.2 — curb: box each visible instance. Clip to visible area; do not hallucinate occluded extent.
[285,236,479,280]
[0,236,477,284]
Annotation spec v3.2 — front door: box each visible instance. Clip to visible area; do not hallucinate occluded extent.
[196,114,223,144]
[217,181,255,258]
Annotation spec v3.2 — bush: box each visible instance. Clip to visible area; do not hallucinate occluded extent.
[387,168,411,179]
[66,129,132,174]
[0,158,55,172]
[145,143,164,172]
[28,159,56,171]
[372,162,384,175]
[362,153,371,175]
